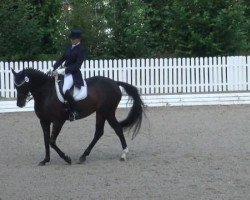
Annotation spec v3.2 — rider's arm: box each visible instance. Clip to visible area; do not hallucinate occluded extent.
[53,55,66,71]
[53,46,69,71]
[65,47,85,74]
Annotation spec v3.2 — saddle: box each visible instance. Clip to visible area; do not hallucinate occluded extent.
[55,74,87,103]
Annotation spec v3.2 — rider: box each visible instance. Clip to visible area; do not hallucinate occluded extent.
[53,29,85,121]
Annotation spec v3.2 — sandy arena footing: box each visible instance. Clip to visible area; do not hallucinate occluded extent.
[0,105,250,200]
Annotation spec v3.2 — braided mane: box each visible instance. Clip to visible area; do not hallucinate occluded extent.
[24,68,52,86]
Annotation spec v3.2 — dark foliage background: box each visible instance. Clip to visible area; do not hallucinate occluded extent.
[0,0,249,60]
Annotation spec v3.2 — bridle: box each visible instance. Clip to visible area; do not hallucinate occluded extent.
[14,69,52,103]
[14,76,29,87]
[14,76,33,102]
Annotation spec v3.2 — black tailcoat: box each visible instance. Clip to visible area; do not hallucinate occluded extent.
[53,43,85,88]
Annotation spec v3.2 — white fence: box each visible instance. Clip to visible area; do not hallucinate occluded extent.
[1,56,250,113]
[1,56,250,99]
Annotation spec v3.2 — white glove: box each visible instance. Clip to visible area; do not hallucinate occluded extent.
[46,70,52,76]
[52,70,58,76]
[57,68,65,75]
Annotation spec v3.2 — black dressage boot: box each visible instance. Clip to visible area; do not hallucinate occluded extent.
[64,90,80,121]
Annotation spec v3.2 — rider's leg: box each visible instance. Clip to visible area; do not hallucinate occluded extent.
[64,90,81,121]
[63,74,73,94]
[62,74,80,121]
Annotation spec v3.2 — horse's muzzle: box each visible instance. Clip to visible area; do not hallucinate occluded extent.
[17,99,26,108]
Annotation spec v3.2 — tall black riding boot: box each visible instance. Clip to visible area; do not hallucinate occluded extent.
[64,90,80,121]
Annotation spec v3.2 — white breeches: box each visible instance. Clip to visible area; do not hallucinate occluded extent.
[63,74,73,94]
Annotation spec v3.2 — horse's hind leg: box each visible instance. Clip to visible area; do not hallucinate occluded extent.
[107,115,129,161]
[79,113,105,164]
[50,120,71,164]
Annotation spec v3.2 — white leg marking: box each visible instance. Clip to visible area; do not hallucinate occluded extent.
[121,147,129,161]
[123,147,129,154]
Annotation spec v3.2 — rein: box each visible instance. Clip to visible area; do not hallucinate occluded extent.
[26,93,33,102]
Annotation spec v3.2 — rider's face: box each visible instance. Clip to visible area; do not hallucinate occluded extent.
[71,38,81,45]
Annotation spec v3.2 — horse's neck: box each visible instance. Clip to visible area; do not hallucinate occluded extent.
[25,71,50,94]
[30,79,54,102]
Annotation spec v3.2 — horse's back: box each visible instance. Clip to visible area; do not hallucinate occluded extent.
[86,76,121,94]
[84,76,122,110]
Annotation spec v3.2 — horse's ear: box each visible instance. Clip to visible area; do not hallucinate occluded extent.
[11,68,17,76]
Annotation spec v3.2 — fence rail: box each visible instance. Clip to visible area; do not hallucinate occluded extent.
[0,56,250,98]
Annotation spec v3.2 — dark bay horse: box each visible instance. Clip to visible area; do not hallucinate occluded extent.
[12,68,144,165]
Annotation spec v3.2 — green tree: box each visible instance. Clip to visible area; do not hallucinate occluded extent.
[0,0,249,60]
[0,0,42,60]
[144,0,250,57]
[58,0,108,59]
[104,0,149,58]
[29,0,63,58]
[62,0,150,59]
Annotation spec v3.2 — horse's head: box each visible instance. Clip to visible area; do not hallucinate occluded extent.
[12,69,30,108]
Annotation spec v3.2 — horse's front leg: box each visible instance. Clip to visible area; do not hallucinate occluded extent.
[50,120,71,164]
[39,120,51,166]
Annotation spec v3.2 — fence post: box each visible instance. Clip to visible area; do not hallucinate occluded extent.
[217,57,222,92]
[96,60,101,77]
[4,62,10,98]
[118,59,122,82]
[186,58,190,93]
[169,58,173,94]
[227,56,234,91]
[204,57,209,92]
[150,58,155,94]
[191,57,195,92]
[240,56,247,91]
[122,59,126,83]
[200,57,204,92]
[9,62,15,98]
[221,57,227,91]
[155,58,159,93]
[247,56,250,90]
[177,58,181,93]
[144,59,149,94]
[141,59,146,94]
[127,59,131,84]
[234,56,240,91]
[195,57,200,93]
[132,59,136,87]
[213,56,218,92]
[159,58,164,94]
[136,59,142,94]
[0,61,4,97]
[113,59,118,81]
[172,58,177,93]
[108,60,113,78]
[208,57,213,92]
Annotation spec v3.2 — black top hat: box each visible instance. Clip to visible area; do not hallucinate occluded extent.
[70,29,82,39]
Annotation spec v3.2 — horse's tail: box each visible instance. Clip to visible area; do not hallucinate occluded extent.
[116,81,145,140]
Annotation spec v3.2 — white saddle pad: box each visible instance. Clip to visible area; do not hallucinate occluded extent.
[55,79,87,103]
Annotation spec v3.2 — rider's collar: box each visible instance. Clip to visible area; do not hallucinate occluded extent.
[72,42,80,48]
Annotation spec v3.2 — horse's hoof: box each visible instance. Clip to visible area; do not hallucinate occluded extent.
[78,156,86,164]
[38,158,50,166]
[38,161,46,166]
[120,157,126,162]
[65,156,72,164]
